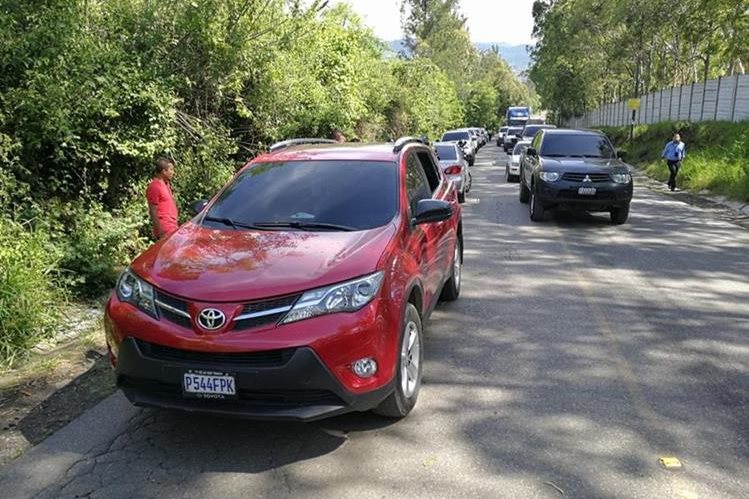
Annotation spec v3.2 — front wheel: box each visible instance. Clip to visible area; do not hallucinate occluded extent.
[529,186,546,221]
[468,156,475,167]
[610,204,630,224]
[458,190,466,203]
[373,303,423,418]
[519,176,530,203]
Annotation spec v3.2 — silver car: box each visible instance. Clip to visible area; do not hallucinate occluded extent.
[506,140,531,182]
[434,142,472,203]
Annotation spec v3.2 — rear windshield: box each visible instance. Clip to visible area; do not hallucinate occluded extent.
[205,161,398,231]
[435,145,457,160]
[513,143,529,155]
[540,134,616,159]
[522,125,554,138]
[441,131,470,141]
[500,127,508,133]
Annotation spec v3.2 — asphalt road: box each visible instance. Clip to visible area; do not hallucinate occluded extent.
[2,142,748,499]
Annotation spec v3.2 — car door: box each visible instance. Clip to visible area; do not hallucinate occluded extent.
[523,133,542,188]
[415,149,454,297]
[403,150,448,307]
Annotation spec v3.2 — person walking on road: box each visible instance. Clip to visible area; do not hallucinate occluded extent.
[146,157,179,240]
[661,133,686,191]
[331,129,346,143]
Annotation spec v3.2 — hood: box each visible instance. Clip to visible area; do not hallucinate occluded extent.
[539,157,629,173]
[131,222,397,302]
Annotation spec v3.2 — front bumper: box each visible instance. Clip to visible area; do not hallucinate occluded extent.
[508,164,520,175]
[115,337,394,421]
[448,175,464,192]
[536,179,633,211]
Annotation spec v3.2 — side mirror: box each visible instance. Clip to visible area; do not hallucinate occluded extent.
[526,148,537,157]
[191,199,209,216]
[616,150,627,160]
[412,199,453,225]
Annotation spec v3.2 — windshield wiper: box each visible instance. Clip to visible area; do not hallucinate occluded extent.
[203,216,265,231]
[253,221,358,232]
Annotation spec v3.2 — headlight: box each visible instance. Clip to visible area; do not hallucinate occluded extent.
[116,269,158,318]
[539,172,561,182]
[611,173,632,184]
[282,271,384,324]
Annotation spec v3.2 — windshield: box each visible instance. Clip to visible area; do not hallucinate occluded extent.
[540,134,616,158]
[512,143,529,155]
[204,161,398,231]
[500,127,508,133]
[441,131,470,142]
[435,145,457,160]
[522,125,554,138]
[508,109,529,118]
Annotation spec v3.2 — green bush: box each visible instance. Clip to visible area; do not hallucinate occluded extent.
[0,220,63,367]
[604,121,749,202]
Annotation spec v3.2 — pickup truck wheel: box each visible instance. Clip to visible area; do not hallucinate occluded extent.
[373,303,423,418]
[529,186,546,221]
[519,176,530,203]
[611,204,630,224]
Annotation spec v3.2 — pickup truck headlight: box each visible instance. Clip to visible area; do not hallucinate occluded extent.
[611,173,632,184]
[281,271,384,324]
[539,172,561,182]
[116,269,158,318]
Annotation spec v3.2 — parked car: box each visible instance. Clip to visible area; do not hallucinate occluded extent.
[519,129,633,224]
[434,142,472,203]
[468,127,484,148]
[105,137,464,421]
[441,130,475,165]
[519,124,556,143]
[497,126,508,146]
[506,140,531,182]
[503,126,523,153]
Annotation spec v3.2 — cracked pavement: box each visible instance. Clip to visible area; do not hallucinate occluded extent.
[1,142,748,498]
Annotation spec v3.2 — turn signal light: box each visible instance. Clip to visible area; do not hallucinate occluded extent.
[444,165,462,175]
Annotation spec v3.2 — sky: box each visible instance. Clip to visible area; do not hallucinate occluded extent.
[334,0,536,46]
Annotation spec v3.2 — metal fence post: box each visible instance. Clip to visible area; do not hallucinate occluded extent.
[678,85,683,120]
[700,80,707,122]
[730,74,739,122]
[715,76,722,121]
[688,82,694,121]
[659,90,663,122]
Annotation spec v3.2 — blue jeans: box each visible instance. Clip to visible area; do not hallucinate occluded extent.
[667,160,681,190]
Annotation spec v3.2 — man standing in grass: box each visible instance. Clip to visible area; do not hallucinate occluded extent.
[146,157,179,240]
[662,133,686,191]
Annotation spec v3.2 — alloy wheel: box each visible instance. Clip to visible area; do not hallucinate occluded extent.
[400,321,421,398]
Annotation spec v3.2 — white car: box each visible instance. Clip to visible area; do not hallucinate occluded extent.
[434,142,472,203]
[497,126,508,146]
[506,140,531,182]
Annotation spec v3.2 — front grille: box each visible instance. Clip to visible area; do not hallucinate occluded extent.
[562,172,611,183]
[119,376,344,408]
[233,294,299,331]
[136,339,296,367]
[154,291,192,328]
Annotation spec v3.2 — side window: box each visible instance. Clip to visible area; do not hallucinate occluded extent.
[532,132,543,151]
[406,154,431,214]
[415,150,440,192]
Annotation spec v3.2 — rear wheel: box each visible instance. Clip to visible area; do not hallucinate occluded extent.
[468,156,475,167]
[519,175,530,203]
[440,238,462,302]
[373,303,423,418]
[458,190,466,203]
[529,185,546,221]
[610,204,630,224]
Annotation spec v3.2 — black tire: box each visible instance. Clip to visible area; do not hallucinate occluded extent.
[458,190,466,203]
[440,238,462,302]
[529,184,546,222]
[468,156,475,167]
[505,166,510,182]
[373,303,423,418]
[610,204,630,224]
[519,176,530,203]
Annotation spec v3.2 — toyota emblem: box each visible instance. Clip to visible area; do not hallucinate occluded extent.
[198,308,226,330]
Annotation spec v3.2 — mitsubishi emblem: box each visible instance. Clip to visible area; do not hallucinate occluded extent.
[583,175,592,183]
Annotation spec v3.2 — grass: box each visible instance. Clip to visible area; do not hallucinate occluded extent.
[602,121,749,202]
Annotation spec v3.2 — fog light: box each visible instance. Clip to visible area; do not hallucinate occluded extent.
[352,358,378,378]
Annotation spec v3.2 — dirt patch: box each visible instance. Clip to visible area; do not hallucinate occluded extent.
[0,314,117,466]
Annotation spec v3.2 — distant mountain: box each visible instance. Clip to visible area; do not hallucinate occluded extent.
[386,40,532,73]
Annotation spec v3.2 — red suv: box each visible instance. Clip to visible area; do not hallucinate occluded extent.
[104,137,463,421]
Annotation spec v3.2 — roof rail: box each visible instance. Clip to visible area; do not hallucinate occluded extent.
[393,135,430,153]
[269,138,337,152]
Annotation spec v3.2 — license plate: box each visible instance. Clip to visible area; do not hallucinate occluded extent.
[578,187,597,196]
[183,370,236,399]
